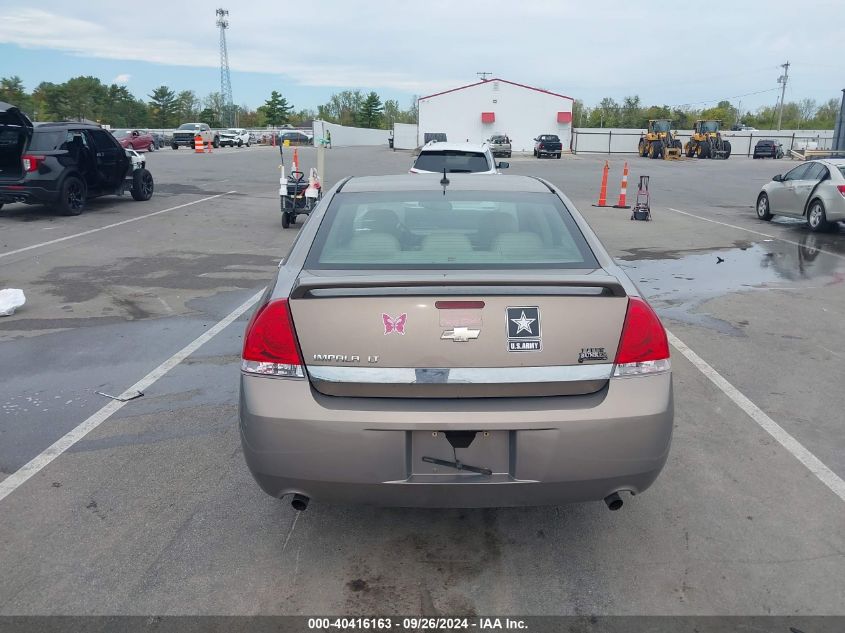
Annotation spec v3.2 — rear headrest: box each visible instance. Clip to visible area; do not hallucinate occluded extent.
[492,232,545,257]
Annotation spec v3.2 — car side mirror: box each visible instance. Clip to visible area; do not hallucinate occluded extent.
[497,161,509,169]
[772,174,783,182]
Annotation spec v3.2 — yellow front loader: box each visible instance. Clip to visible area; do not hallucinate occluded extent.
[638,119,683,160]
[684,120,732,159]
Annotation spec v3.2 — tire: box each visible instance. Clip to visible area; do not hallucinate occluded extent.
[638,139,647,157]
[56,176,86,216]
[212,137,220,149]
[506,152,511,158]
[556,153,561,158]
[237,139,243,147]
[148,142,155,152]
[171,144,178,150]
[130,168,154,201]
[686,143,695,158]
[649,141,663,159]
[723,140,732,159]
[806,199,831,232]
[756,193,772,221]
[246,141,251,148]
[282,212,294,228]
[673,140,683,151]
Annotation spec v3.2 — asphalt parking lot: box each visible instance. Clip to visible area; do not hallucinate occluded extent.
[0,145,843,616]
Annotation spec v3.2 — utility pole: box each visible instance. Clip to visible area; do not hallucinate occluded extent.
[476,72,492,81]
[216,8,235,127]
[776,61,790,130]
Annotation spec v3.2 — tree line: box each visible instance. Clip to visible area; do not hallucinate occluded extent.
[572,95,841,130]
[2,75,837,131]
[0,75,417,130]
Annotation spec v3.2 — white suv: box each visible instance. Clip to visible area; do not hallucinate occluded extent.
[410,142,508,174]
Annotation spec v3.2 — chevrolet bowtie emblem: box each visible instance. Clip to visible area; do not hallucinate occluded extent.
[441,327,481,342]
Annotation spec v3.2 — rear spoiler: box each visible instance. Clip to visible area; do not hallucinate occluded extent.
[290,272,627,298]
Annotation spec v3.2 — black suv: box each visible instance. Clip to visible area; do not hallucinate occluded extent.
[0,102,154,215]
[753,139,784,159]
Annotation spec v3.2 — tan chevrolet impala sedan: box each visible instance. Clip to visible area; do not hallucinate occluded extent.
[239,174,673,511]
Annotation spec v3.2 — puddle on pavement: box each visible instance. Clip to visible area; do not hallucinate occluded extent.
[619,235,845,335]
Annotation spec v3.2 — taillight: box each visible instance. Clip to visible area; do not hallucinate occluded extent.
[241,299,304,377]
[22,155,45,172]
[613,297,671,377]
[837,185,845,198]
[539,143,545,149]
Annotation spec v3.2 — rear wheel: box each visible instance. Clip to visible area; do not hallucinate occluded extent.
[556,152,561,158]
[148,142,155,152]
[638,139,647,157]
[282,212,295,228]
[807,199,831,232]
[57,176,86,216]
[237,139,243,147]
[723,140,731,159]
[213,137,220,148]
[756,193,772,221]
[171,144,178,150]
[131,168,154,201]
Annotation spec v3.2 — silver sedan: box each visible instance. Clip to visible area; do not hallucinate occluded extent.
[756,159,845,232]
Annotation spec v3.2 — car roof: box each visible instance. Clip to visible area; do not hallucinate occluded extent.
[420,141,489,153]
[819,158,845,166]
[33,122,102,130]
[340,174,551,193]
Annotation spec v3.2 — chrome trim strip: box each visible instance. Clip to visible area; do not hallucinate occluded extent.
[306,364,614,384]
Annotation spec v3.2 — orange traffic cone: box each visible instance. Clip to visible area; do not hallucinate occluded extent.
[613,162,631,208]
[292,148,299,173]
[207,138,213,153]
[194,135,204,153]
[593,161,611,207]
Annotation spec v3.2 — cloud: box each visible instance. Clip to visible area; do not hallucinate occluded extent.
[0,2,841,107]
[113,73,131,84]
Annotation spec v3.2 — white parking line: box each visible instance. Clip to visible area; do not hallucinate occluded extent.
[0,192,236,260]
[668,330,845,503]
[667,207,845,261]
[0,288,265,504]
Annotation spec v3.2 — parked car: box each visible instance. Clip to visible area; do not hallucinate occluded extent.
[171,122,219,149]
[278,131,312,146]
[112,129,156,152]
[731,124,758,131]
[0,102,154,215]
[753,140,784,159]
[410,142,507,174]
[534,134,562,158]
[239,173,673,510]
[487,134,512,158]
[756,159,845,232]
[219,128,251,147]
[146,131,165,150]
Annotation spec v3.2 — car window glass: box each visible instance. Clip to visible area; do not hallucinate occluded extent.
[803,163,828,181]
[414,151,491,173]
[88,129,118,151]
[306,191,599,270]
[27,130,66,151]
[783,164,811,181]
[61,131,89,149]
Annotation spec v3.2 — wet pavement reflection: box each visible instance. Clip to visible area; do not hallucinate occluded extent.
[619,232,845,334]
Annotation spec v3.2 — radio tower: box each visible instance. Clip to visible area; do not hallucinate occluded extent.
[216,8,235,126]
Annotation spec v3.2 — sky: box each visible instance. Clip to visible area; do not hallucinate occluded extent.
[1,0,843,113]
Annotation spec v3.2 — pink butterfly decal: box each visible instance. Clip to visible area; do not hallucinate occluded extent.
[382,313,407,335]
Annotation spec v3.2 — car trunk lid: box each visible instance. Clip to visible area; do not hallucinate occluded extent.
[289,271,628,398]
[0,102,33,182]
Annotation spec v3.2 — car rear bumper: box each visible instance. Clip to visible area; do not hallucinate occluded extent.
[239,371,673,508]
[0,184,57,205]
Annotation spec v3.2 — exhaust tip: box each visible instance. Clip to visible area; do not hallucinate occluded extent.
[604,492,623,511]
[291,494,310,512]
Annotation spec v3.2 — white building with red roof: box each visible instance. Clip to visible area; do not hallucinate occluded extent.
[417,78,574,153]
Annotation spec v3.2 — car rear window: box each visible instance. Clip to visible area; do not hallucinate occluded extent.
[306,190,598,270]
[839,167,845,179]
[27,130,66,151]
[540,135,560,142]
[414,150,491,173]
